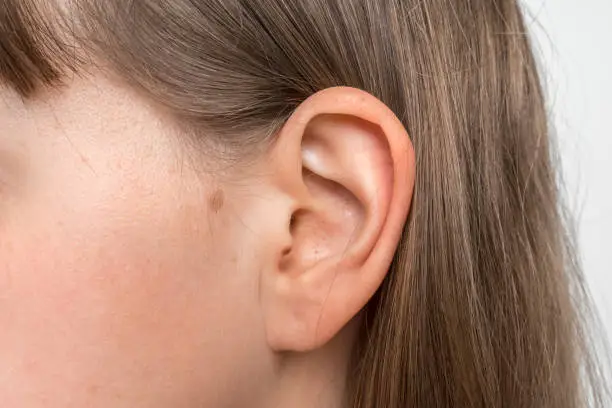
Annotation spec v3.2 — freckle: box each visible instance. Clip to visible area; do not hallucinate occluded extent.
[87,383,101,396]
[209,188,224,213]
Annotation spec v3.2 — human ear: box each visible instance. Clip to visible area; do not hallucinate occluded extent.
[259,87,415,352]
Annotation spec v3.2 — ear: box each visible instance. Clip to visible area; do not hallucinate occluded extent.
[259,87,415,352]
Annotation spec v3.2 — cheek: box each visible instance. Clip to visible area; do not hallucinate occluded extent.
[0,76,272,406]
[0,167,263,405]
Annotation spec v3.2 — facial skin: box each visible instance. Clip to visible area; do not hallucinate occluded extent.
[0,73,414,407]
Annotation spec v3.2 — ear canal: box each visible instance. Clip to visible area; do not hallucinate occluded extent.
[285,161,364,275]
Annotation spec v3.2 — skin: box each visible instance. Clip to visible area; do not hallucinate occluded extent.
[0,72,414,407]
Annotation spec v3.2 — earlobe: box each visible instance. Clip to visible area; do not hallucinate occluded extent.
[260,87,415,352]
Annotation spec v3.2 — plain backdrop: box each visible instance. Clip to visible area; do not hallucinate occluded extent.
[521,0,612,363]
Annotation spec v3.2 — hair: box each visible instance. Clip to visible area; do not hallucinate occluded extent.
[1,0,609,406]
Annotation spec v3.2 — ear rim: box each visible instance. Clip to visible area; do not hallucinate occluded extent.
[261,86,416,352]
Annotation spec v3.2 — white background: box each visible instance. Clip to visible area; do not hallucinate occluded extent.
[521,0,612,381]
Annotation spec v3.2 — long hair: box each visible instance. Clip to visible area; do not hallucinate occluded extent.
[1,0,608,406]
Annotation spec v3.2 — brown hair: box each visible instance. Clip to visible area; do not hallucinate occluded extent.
[1,0,609,406]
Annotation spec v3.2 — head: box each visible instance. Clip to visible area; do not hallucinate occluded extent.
[0,0,608,407]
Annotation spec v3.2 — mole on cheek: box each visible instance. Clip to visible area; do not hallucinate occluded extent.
[209,188,225,213]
